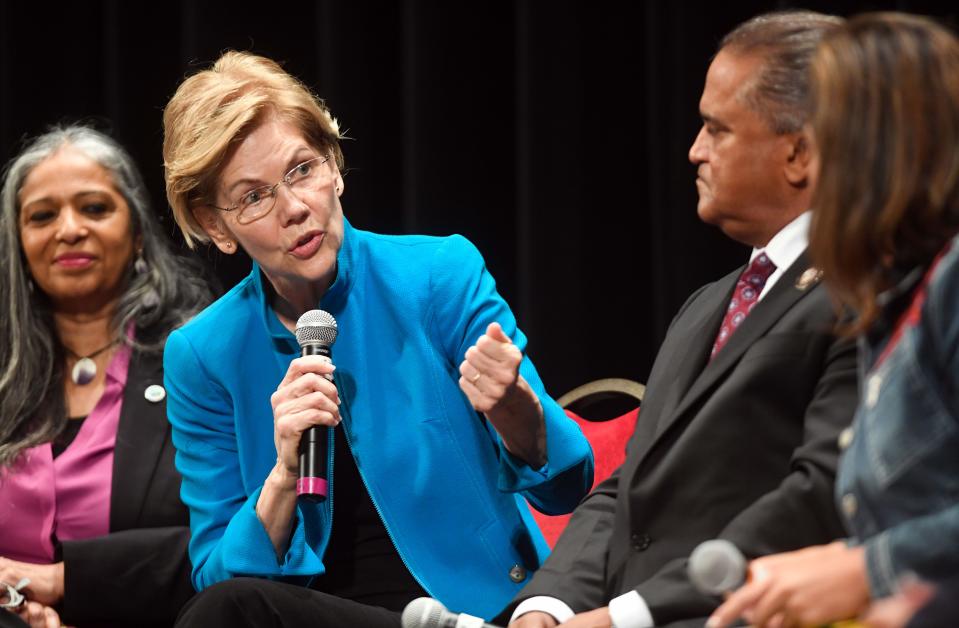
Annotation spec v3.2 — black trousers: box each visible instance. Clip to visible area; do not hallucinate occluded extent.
[175,578,403,628]
[0,611,27,628]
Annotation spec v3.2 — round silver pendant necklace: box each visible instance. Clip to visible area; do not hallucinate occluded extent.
[66,340,118,385]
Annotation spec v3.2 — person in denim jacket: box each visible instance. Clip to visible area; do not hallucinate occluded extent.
[709,12,959,628]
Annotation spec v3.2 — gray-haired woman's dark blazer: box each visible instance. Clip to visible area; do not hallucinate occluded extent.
[59,350,193,627]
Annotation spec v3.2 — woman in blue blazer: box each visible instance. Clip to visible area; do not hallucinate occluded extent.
[161,51,593,626]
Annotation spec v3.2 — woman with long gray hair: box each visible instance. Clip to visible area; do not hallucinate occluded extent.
[0,125,213,628]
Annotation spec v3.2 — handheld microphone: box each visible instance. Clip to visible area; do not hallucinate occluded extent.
[401,597,500,628]
[688,539,747,595]
[688,540,868,627]
[294,309,338,502]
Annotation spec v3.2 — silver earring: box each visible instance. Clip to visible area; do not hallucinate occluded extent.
[134,253,148,274]
[141,288,161,310]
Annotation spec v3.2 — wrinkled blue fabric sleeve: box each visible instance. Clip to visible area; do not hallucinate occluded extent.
[164,329,324,590]
[427,235,593,515]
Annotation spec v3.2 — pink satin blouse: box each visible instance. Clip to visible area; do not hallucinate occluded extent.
[0,342,132,563]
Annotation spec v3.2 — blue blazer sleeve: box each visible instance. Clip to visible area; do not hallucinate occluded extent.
[426,235,593,514]
[164,329,324,590]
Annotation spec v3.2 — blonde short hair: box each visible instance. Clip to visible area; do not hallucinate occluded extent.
[163,51,343,247]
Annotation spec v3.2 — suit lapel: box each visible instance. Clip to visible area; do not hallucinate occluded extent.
[110,351,167,531]
[650,271,739,422]
[620,267,739,474]
[650,251,819,445]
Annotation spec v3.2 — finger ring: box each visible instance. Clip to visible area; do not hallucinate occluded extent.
[470,372,481,383]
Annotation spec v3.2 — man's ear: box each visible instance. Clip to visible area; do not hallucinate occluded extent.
[783,128,814,188]
[192,205,238,254]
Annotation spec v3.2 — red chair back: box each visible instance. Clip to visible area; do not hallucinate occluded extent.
[530,406,639,547]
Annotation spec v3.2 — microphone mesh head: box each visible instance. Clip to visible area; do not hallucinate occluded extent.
[688,539,746,594]
[401,597,444,628]
[295,309,338,348]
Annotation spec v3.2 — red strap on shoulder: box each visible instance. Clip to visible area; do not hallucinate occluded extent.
[874,244,952,368]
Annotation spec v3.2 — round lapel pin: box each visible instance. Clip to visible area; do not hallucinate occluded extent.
[144,384,166,403]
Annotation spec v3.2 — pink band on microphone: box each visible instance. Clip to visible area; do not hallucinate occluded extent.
[296,477,328,498]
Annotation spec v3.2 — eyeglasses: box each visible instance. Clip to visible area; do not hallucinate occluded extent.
[211,155,333,224]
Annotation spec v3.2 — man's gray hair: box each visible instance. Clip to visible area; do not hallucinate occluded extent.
[720,11,844,134]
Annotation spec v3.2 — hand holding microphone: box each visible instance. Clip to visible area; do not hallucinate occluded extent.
[402,597,501,628]
[269,310,339,501]
[294,310,339,501]
[690,539,870,628]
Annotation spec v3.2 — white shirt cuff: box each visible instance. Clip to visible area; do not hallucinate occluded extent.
[608,591,654,628]
[510,596,575,624]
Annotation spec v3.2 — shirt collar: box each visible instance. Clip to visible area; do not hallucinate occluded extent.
[752,211,810,270]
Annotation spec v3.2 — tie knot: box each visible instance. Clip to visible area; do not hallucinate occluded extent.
[710,252,778,359]
[733,252,777,310]
[743,252,776,286]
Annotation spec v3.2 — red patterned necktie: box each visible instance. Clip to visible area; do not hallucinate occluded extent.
[710,252,777,359]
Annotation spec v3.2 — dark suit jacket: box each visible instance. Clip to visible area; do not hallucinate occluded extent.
[502,252,859,626]
[59,350,193,627]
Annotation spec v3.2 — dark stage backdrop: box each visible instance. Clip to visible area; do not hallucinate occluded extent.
[1,1,954,398]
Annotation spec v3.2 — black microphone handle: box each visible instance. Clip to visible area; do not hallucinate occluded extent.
[297,343,332,502]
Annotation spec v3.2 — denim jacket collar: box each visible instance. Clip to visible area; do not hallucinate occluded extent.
[862,265,924,370]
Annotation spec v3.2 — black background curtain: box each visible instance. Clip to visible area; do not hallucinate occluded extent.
[1,0,954,398]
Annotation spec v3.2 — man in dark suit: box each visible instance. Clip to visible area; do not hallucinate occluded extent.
[504,11,858,628]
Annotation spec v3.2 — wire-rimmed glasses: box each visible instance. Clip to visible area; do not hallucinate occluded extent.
[211,154,333,224]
